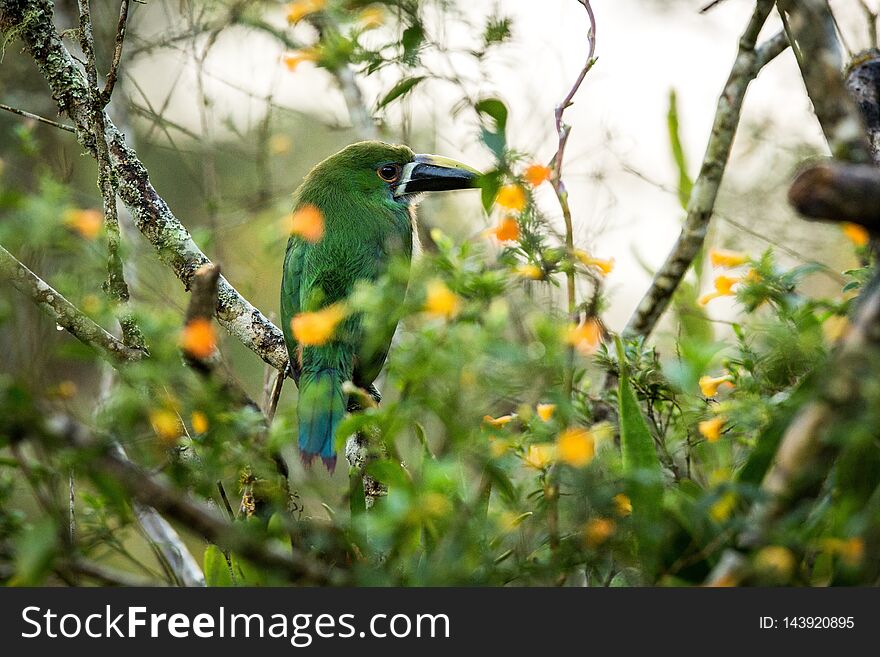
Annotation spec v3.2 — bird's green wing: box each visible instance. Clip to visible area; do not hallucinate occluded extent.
[280,236,306,375]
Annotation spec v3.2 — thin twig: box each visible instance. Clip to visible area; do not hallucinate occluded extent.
[551,0,597,397]
[78,0,145,350]
[100,0,130,104]
[623,8,785,339]
[0,103,76,132]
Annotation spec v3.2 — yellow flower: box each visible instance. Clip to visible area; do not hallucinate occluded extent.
[698,274,739,305]
[486,216,520,242]
[489,437,512,458]
[821,537,865,567]
[282,49,319,71]
[523,443,555,470]
[822,315,850,343]
[574,250,614,276]
[495,184,527,212]
[291,304,346,346]
[419,492,451,519]
[180,318,217,359]
[268,133,293,155]
[284,204,325,242]
[698,416,726,442]
[709,248,749,268]
[64,208,103,240]
[191,411,209,434]
[358,6,385,29]
[286,0,325,24]
[150,409,182,444]
[536,403,556,422]
[613,493,632,517]
[744,268,762,283]
[584,518,615,548]
[514,263,544,280]
[53,380,78,400]
[557,427,595,467]
[566,318,602,355]
[424,279,461,319]
[483,414,516,427]
[710,491,736,522]
[524,164,552,187]
[754,545,796,581]
[698,374,733,397]
[842,222,870,247]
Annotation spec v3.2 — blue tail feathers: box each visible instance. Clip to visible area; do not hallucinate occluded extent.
[297,368,346,472]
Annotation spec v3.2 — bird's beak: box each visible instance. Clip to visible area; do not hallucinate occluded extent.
[392,154,481,198]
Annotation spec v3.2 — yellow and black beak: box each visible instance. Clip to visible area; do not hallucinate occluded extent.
[392,154,481,198]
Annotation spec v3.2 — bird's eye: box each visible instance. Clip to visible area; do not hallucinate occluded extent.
[377,164,401,183]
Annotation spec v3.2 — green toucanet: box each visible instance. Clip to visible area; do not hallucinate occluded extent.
[280,141,479,470]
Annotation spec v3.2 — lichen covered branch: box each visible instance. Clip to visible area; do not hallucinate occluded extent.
[1,0,290,373]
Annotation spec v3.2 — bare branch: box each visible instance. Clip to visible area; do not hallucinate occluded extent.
[624,5,784,339]
[0,102,76,132]
[788,160,880,227]
[0,244,145,362]
[39,416,347,585]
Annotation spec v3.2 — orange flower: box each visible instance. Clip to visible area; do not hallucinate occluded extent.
[286,0,325,24]
[191,411,209,434]
[698,416,726,442]
[709,248,749,268]
[536,403,556,422]
[495,184,526,212]
[699,374,734,397]
[358,6,385,29]
[181,318,217,359]
[842,222,870,247]
[557,427,595,467]
[574,250,614,276]
[483,414,516,427]
[698,274,739,305]
[64,208,103,240]
[285,204,325,242]
[282,49,319,71]
[584,518,615,548]
[424,280,461,319]
[291,304,346,346]
[566,318,602,355]
[524,164,552,187]
[487,216,520,242]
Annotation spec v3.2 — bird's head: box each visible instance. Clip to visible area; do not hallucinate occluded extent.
[300,141,481,207]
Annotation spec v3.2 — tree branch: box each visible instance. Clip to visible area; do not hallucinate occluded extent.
[624,4,785,339]
[0,0,290,374]
[100,0,129,105]
[0,243,145,362]
[788,160,880,227]
[0,102,76,132]
[37,416,347,585]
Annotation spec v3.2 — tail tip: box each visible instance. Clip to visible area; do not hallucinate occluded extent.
[300,450,337,473]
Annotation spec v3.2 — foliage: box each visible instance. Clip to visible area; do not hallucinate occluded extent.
[0,0,878,587]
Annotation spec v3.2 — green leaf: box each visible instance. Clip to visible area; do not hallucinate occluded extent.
[377,76,426,110]
[365,459,411,489]
[615,337,666,580]
[475,98,508,132]
[12,518,58,586]
[350,472,366,517]
[203,545,233,587]
[475,98,508,158]
[667,89,693,211]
